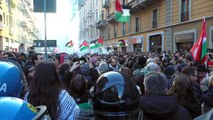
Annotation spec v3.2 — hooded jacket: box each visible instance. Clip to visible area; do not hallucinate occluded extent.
[140,95,192,120]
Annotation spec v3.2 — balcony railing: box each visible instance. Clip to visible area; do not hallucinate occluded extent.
[126,0,135,5]
[131,0,157,13]
[20,21,28,28]
[107,13,116,23]
[181,11,189,22]
[103,0,110,8]
[95,20,107,29]
[87,10,92,17]
[90,22,95,27]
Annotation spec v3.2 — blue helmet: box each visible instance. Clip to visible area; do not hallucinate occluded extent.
[0,61,22,97]
[0,97,37,120]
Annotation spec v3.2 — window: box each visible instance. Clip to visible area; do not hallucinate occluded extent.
[108,28,110,38]
[0,14,2,22]
[96,10,98,21]
[135,17,140,32]
[9,16,13,27]
[96,0,98,7]
[181,0,189,22]
[122,23,126,35]
[91,30,93,39]
[5,37,9,42]
[107,9,110,17]
[114,25,117,37]
[3,12,5,24]
[6,15,8,26]
[101,11,104,20]
[152,9,158,28]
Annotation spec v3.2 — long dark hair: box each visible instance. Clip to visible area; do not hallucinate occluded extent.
[70,74,88,104]
[28,61,61,120]
[167,74,195,101]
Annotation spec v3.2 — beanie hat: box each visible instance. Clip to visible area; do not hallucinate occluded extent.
[163,66,175,76]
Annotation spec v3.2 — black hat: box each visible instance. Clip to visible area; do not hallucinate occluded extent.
[164,66,175,76]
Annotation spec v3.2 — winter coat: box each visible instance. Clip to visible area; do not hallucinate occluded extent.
[140,95,192,120]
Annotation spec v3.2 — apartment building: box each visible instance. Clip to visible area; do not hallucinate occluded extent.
[0,0,39,52]
[71,0,78,20]
[79,0,100,45]
[96,0,213,53]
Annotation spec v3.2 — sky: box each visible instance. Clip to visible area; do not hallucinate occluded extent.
[34,0,79,53]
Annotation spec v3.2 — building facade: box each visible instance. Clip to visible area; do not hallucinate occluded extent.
[79,0,100,46]
[94,0,213,53]
[0,0,39,52]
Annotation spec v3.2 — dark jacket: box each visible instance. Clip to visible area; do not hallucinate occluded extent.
[165,75,174,89]
[176,94,201,118]
[192,81,203,102]
[201,87,213,108]
[140,95,192,120]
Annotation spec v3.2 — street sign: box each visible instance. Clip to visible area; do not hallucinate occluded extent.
[33,0,56,13]
[33,40,57,47]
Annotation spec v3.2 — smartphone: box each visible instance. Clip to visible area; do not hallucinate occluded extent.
[80,60,84,65]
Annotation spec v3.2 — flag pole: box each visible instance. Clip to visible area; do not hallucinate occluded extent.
[44,0,48,60]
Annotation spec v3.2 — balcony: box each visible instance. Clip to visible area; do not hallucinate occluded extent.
[25,0,31,5]
[95,20,107,29]
[107,13,116,23]
[131,0,157,13]
[102,0,110,9]
[87,10,92,17]
[84,26,89,30]
[21,33,28,39]
[9,28,15,35]
[20,4,27,12]
[20,21,28,28]
[126,0,135,5]
[27,28,33,33]
[90,23,95,27]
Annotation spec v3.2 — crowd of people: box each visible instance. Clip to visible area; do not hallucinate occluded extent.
[0,49,213,120]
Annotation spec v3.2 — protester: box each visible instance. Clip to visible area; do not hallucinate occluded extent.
[26,62,80,120]
[140,72,192,120]
[167,74,201,118]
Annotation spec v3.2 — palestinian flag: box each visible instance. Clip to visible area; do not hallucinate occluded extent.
[190,17,207,65]
[95,36,103,47]
[79,40,89,51]
[65,40,73,47]
[90,42,97,49]
[118,40,125,47]
[115,0,130,23]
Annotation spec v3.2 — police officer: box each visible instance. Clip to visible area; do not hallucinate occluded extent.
[77,71,143,120]
[0,61,51,120]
